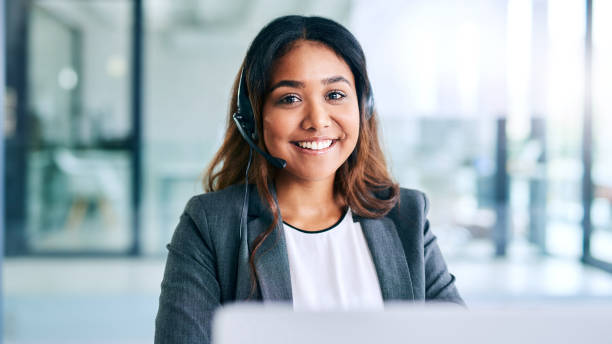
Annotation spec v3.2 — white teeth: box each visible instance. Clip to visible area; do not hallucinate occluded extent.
[297,140,333,150]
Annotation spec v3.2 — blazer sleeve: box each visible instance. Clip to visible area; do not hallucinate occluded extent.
[155,196,221,344]
[421,192,466,307]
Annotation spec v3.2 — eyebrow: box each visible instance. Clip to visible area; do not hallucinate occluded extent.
[268,75,351,92]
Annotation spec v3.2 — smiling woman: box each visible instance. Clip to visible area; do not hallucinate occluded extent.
[263,40,361,230]
[155,15,464,344]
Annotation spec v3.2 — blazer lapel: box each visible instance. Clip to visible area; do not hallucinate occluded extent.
[357,216,415,300]
[246,215,293,301]
[237,184,292,302]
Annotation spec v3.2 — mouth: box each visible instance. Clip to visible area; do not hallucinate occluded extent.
[290,138,339,152]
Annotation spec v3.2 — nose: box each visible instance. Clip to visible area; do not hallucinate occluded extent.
[301,99,331,131]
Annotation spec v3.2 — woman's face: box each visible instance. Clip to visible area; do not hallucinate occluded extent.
[262,40,360,183]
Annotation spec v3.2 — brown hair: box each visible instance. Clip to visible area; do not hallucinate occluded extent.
[203,15,399,299]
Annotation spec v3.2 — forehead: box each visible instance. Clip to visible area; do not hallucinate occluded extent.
[268,40,355,84]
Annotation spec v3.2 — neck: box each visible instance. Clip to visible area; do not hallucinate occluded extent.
[274,173,344,222]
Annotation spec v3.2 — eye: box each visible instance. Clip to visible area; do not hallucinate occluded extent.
[326,90,346,101]
[278,94,301,105]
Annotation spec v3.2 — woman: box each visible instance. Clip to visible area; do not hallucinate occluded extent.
[155,15,464,344]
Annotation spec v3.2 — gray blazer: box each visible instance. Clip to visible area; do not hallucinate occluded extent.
[155,184,464,344]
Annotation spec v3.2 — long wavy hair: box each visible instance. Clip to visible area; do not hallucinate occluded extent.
[203,15,399,299]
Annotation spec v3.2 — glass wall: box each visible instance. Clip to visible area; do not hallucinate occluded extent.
[590,0,612,264]
[22,0,133,253]
[348,0,610,265]
[350,1,505,259]
[4,0,611,265]
[541,0,585,259]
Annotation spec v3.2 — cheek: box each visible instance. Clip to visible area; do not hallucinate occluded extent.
[347,125,360,153]
[343,111,361,144]
[262,114,291,151]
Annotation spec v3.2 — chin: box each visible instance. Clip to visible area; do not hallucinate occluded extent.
[282,165,339,183]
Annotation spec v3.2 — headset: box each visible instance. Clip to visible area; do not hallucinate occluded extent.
[232,69,287,169]
[231,66,375,241]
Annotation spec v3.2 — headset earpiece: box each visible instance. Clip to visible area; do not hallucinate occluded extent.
[236,69,258,142]
[233,67,287,169]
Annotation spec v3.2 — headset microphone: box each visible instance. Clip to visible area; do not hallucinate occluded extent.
[232,68,287,169]
[233,114,286,169]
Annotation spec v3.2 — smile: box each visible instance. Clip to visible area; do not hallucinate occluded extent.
[291,138,338,153]
[295,139,333,150]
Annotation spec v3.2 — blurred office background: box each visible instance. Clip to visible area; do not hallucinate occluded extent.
[2,0,612,343]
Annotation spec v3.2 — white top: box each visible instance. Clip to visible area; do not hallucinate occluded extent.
[282,208,384,311]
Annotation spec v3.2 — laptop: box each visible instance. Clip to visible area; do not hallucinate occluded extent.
[212,301,612,344]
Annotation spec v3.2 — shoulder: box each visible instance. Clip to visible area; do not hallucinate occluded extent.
[381,188,431,258]
[378,187,429,235]
[394,187,429,217]
[182,184,245,223]
[187,184,244,208]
